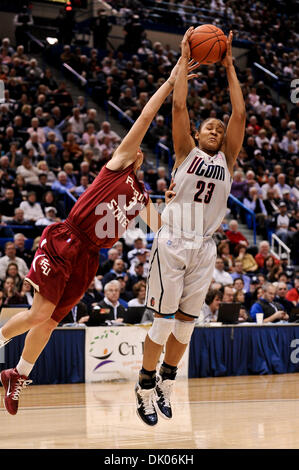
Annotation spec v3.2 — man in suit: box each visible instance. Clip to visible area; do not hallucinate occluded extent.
[87,280,126,326]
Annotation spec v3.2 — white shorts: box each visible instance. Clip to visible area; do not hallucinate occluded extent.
[145,225,217,317]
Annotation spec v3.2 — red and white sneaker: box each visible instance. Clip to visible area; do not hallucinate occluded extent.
[0,368,32,415]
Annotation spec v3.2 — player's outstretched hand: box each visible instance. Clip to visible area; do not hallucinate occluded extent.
[221,30,233,68]
[168,57,200,86]
[181,26,194,60]
[165,181,176,204]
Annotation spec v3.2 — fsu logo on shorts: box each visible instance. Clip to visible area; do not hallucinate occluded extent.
[40,258,51,276]
[150,297,155,307]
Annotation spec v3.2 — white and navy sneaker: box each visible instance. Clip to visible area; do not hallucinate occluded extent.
[155,376,175,419]
[135,383,158,426]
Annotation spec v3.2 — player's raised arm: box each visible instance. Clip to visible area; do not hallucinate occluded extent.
[222,31,246,175]
[172,27,197,165]
[107,61,179,171]
[107,55,199,171]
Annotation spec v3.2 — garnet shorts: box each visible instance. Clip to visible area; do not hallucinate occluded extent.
[25,222,100,323]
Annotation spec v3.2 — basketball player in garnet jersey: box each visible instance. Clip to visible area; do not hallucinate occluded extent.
[135,28,246,426]
[0,59,199,416]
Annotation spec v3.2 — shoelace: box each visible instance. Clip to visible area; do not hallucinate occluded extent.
[138,388,156,415]
[157,380,174,407]
[12,378,32,401]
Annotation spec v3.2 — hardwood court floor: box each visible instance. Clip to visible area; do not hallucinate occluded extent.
[1,374,299,449]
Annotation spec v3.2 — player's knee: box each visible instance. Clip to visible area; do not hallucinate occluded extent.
[26,306,54,326]
[173,318,196,345]
[148,316,175,346]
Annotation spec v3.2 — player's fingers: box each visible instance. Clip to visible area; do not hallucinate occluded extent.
[187,73,198,81]
[188,62,200,71]
[169,182,176,191]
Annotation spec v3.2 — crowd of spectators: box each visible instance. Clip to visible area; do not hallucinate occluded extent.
[0,0,298,326]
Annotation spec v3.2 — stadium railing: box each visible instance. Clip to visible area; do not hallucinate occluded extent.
[270,233,291,264]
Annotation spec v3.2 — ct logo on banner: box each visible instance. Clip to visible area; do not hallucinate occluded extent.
[85,326,189,382]
[88,329,119,372]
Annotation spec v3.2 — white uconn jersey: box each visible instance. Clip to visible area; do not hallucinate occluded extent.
[161,147,232,240]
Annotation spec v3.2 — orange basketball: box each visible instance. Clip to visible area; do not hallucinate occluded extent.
[189,25,227,64]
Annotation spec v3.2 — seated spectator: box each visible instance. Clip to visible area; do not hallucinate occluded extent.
[220,285,235,303]
[45,144,62,174]
[97,121,121,146]
[43,117,63,142]
[35,206,60,228]
[41,190,66,220]
[197,289,222,323]
[24,132,46,160]
[274,202,292,243]
[116,275,133,305]
[19,279,34,306]
[128,262,147,290]
[19,191,44,223]
[244,279,264,311]
[243,187,268,237]
[51,171,76,195]
[129,249,149,277]
[68,107,85,136]
[81,278,104,315]
[267,264,283,282]
[274,173,291,199]
[75,175,89,197]
[16,156,40,186]
[231,260,251,292]
[262,255,276,277]
[59,301,89,325]
[127,237,148,263]
[282,189,297,214]
[233,289,252,322]
[217,240,233,272]
[83,135,102,162]
[1,276,27,305]
[128,281,146,307]
[235,244,258,273]
[27,117,46,144]
[213,258,234,286]
[98,248,119,276]
[102,259,126,287]
[250,283,289,323]
[286,274,299,306]
[225,219,249,254]
[6,208,30,227]
[0,188,19,220]
[5,262,22,290]
[0,241,29,281]
[87,280,126,326]
[275,282,294,315]
[14,232,33,267]
[255,241,280,270]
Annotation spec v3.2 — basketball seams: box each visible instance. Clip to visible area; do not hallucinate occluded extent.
[200,39,219,64]
[190,25,227,64]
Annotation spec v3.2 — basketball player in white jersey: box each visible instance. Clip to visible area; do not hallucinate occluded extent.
[135,27,246,426]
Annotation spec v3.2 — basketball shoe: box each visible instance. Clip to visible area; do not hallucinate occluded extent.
[135,383,158,426]
[1,368,32,415]
[155,376,175,419]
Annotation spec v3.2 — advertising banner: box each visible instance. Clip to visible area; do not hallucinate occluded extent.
[85,326,189,382]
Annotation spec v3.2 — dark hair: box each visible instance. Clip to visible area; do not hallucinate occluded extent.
[198,118,226,134]
[205,289,223,305]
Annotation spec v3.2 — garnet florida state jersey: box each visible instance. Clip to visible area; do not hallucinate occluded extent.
[67,163,149,248]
